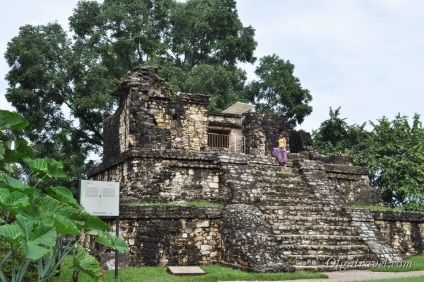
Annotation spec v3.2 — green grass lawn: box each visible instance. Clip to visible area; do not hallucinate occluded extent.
[56,265,327,282]
[54,256,424,281]
[361,276,424,282]
[370,256,424,272]
[345,205,396,211]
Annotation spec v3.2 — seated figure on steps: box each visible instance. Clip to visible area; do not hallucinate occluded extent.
[273,132,288,166]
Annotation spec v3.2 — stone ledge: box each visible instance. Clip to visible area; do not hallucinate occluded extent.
[371,210,424,222]
[117,205,223,219]
[324,164,368,175]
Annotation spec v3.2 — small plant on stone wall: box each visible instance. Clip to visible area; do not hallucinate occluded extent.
[0,110,128,282]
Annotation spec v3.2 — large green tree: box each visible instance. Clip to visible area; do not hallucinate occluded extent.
[312,107,368,155]
[245,54,313,126]
[313,109,424,211]
[4,23,112,185]
[4,0,312,182]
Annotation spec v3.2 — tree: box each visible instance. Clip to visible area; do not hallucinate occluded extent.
[4,23,116,184]
[353,114,424,210]
[313,109,424,211]
[245,54,312,126]
[69,0,176,74]
[69,0,256,112]
[183,64,248,112]
[5,0,258,180]
[312,107,368,155]
[167,0,256,69]
[0,110,128,281]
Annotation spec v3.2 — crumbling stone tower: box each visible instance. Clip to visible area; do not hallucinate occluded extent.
[103,66,209,159]
[89,66,424,272]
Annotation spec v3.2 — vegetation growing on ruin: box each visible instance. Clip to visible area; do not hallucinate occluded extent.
[0,110,128,281]
[314,108,424,211]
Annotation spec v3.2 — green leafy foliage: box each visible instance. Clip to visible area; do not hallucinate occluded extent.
[312,107,369,155]
[245,54,312,126]
[0,110,29,131]
[4,0,313,187]
[354,114,424,210]
[313,109,424,210]
[0,110,128,282]
[73,244,104,281]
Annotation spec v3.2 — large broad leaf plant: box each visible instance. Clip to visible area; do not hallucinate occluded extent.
[0,110,128,281]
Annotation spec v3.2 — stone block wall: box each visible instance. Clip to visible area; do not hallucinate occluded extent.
[89,148,424,270]
[170,93,209,151]
[242,112,290,156]
[90,150,226,203]
[103,109,124,161]
[91,66,424,271]
[372,210,424,257]
[97,206,222,269]
[102,67,209,162]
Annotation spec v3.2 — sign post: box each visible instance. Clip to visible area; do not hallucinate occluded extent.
[79,180,120,280]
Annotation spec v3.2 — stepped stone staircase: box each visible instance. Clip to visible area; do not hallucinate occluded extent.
[243,154,403,271]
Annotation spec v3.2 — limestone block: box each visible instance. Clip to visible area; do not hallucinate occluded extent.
[196,220,210,228]
[201,245,212,251]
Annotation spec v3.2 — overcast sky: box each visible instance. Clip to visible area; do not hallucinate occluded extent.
[1,0,423,133]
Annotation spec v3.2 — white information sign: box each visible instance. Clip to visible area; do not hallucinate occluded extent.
[80,180,120,216]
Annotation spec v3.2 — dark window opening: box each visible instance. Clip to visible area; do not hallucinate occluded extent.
[208,129,230,148]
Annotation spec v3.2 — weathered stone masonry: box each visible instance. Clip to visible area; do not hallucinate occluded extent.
[89,66,424,272]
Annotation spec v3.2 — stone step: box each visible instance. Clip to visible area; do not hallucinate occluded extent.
[286,254,379,267]
[276,234,364,245]
[271,224,358,236]
[253,177,307,187]
[265,212,349,221]
[252,168,299,177]
[281,244,370,256]
[261,204,343,210]
[261,205,345,215]
[258,184,314,193]
[254,171,303,178]
[258,191,319,200]
[268,215,352,226]
[258,198,335,206]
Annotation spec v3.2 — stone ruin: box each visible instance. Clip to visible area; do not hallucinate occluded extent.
[88,66,424,272]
